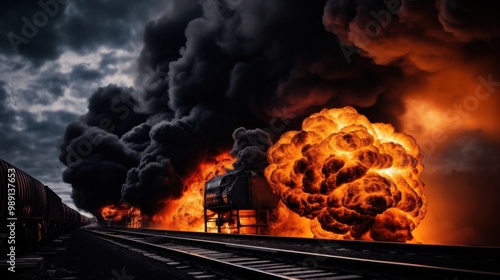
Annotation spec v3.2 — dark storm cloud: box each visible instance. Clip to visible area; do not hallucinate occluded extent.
[0,55,68,106]
[0,0,64,64]
[0,81,15,124]
[0,78,80,185]
[12,110,80,175]
[70,64,103,81]
[15,71,69,105]
[59,0,162,52]
[98,50,136,77]
[44,73,68,97]
[0,0,163,65]
[0,81,21,162]
[0,80,75,157]
[99,52,121,70]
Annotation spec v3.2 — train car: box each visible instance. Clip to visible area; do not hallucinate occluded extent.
[0,159,47,221]
[1,159,48,250]
[204,170,280,234]
[1,158,92,252]
[46,186,63,222]
[61,203,71,232]
[45,185,63,239]
[61,203,85,231]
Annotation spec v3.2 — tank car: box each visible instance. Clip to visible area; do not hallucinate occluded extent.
[204,170,280,234]
[1,158,92,252]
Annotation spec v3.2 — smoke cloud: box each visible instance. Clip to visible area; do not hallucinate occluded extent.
[230,127,272,171]
[59,85,147,216]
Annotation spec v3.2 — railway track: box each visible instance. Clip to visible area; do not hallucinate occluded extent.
[86,228,500,280]
[111,227,500,264]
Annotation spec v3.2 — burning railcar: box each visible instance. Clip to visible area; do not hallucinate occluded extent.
[204,170,280,234]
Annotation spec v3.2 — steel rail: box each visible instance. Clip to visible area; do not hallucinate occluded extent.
[109,227,500,260]
[86,229,345,280]
[89,228,500,280]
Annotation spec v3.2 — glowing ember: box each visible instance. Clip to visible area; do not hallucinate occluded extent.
[149,153,235,231]
[264,106,427,242]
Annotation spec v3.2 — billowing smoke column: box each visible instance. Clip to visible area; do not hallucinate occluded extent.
[230,127,272,171]
[59,85,147,216]
[58,0,500,244]
[265,107,426,241]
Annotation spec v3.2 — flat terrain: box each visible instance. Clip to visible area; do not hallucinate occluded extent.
[10,228,198,279]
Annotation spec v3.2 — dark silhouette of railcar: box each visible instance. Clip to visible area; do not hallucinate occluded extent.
[0,158,91,252]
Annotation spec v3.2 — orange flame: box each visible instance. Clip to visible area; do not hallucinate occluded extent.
[149,153,236,231]
[265,106,427,242]
[100,204,142,228]
[101,205,128,221]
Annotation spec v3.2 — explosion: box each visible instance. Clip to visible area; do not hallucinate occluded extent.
[265,107,427,242]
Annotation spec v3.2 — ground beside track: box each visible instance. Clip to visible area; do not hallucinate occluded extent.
[13,228,199,280]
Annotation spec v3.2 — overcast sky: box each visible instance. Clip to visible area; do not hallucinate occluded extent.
[0,0,166,212]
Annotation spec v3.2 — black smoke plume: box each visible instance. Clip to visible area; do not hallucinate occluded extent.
[59,85,147,217]
[230,127,272,171]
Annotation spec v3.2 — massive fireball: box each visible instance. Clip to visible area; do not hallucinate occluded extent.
[264,106,427,242]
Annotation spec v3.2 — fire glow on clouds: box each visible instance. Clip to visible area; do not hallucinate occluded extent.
[1,0,499,245]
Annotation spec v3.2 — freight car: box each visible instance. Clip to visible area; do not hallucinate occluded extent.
[0,158,91,252]
[204,170,280,234]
